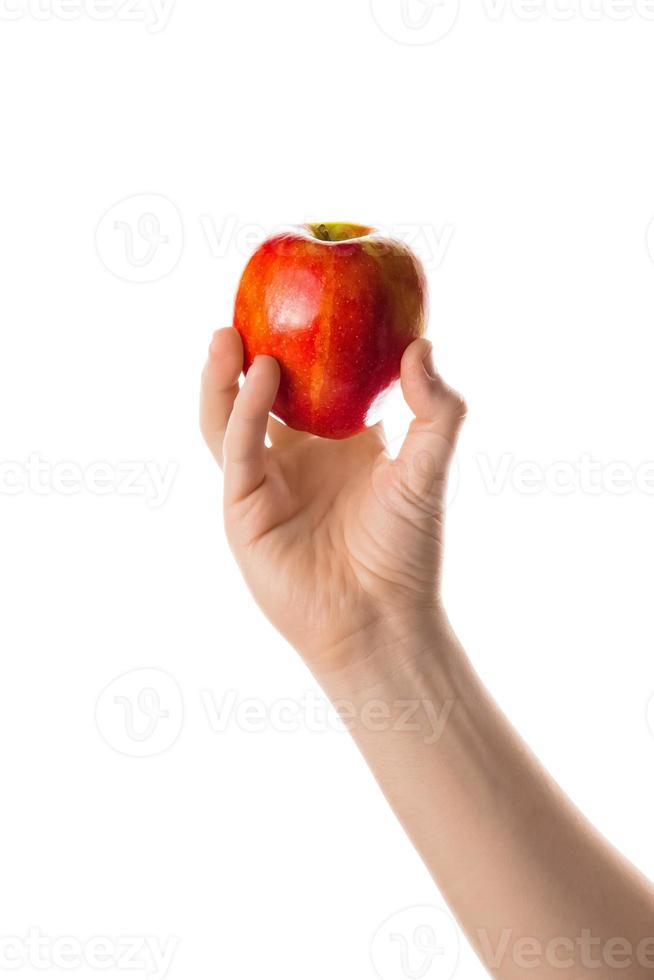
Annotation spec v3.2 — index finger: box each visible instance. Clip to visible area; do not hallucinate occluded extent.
[200,327,244,467]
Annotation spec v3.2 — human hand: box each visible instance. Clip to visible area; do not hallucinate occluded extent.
[201,332,654,980]
[200,327,466,682]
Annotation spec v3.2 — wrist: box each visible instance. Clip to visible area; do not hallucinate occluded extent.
[304,609,473,760]
[308,606,460,702]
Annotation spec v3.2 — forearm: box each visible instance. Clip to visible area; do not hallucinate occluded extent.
[201,327,654,975]
[314,615,654,980]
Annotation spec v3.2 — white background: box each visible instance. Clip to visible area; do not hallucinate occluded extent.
[2,0,654,978]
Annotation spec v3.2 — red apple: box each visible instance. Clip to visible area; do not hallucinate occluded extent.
[233,222,427,439]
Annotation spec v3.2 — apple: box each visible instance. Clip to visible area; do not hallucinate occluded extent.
[233,222,427,439]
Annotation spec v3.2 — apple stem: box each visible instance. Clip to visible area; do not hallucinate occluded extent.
[316,224,331,242]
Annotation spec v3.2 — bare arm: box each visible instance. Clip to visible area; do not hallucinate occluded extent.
[319,619,654,979]
[201,327,654,980]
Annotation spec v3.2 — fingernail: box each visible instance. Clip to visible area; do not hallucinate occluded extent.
[422,343,437,379]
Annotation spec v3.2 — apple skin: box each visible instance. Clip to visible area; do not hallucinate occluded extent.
[233,222,427,439]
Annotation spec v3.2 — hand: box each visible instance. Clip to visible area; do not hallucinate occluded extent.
[200,327,466,680]
[202,331,654,980]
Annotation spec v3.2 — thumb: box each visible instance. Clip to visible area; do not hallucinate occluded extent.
[396,338,467,507]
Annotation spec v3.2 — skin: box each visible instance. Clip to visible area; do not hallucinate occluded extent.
[201,327,654,980]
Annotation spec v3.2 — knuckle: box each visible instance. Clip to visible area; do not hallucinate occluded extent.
[443,388,467,423]
[453,394,468,421]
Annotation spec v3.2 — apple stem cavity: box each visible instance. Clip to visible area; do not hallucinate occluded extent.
[315,224,332,242]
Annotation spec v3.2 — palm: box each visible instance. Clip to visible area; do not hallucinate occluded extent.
[225,422,448,663]
[201,328,464,669]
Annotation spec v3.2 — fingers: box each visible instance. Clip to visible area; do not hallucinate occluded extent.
[396,339,467,506]
[200,330,282,503]
[200,328,244,466]
[223,355,281,505]
[400,339,467,447]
